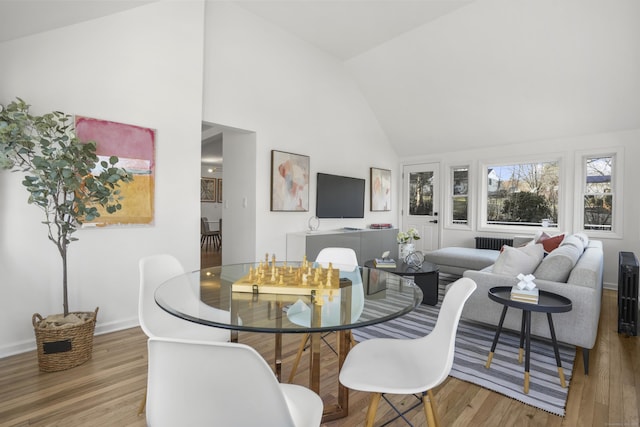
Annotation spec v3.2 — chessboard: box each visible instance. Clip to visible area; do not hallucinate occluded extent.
[231,254,346,296]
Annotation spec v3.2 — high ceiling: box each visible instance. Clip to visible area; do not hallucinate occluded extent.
[2,1,639,158]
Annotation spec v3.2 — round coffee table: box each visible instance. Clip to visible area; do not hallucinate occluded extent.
[485,286,572,394]
[364,260,439,305]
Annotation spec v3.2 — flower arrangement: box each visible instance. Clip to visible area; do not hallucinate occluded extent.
[397,228,421,244]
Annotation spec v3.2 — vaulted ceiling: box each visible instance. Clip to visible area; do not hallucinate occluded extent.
[2,1,639,157]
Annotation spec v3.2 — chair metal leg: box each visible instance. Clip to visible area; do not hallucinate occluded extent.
[366,393,382,427]
[288,333,310,383]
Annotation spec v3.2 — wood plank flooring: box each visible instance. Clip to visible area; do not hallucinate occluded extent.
[1,289,637,426]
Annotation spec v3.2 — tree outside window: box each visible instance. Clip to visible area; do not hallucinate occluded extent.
[485,161,559,227]
[583,156,613,231]
[452,167,468,225]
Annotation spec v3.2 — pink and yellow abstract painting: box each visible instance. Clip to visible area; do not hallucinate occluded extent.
[75,116,155,225]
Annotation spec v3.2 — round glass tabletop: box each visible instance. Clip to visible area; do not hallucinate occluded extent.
[155,262,423,334]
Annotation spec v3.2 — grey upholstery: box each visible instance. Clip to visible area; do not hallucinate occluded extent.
[462,240,603,374]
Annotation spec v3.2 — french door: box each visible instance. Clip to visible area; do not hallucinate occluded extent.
[401,163,440,253]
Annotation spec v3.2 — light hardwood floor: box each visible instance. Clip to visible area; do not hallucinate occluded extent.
[1,289,637,426]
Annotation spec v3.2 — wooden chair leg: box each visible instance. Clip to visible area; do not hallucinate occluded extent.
[137,390,146,416]
[423,389,440,427]
[365,392,381,427]
[288,333,310,383]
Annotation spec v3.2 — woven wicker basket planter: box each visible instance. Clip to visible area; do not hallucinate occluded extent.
[32,307,99,372]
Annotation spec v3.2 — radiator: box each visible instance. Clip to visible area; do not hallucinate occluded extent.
[474,237,514,251]
[618,251,639,336]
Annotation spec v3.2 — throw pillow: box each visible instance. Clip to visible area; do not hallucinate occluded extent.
[560,235,585,252]
[534,244,581,282]
[573,232,589,247]
[492,243,544,277]
[536,232,565,255]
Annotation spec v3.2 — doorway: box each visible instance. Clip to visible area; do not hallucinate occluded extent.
[401,163,440,253]
[200,122,257,268]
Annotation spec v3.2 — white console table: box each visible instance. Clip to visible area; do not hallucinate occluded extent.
[286,228,398,265]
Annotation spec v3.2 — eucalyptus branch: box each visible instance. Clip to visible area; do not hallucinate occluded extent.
[1,98,132,317]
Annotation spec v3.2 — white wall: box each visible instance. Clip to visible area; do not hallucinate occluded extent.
[400,129,640,288]
[202,2,399,262]
[0,1,205,357]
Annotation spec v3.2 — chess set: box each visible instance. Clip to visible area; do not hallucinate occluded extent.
[231,254,346,297]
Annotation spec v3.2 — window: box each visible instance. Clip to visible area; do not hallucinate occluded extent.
[483,160,559,228]
[451,167,469,225]
[583,156,612,230]
[576,151,622,237]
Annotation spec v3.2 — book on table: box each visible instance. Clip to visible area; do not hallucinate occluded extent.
[374,258,396,268]
[510,286,539,303]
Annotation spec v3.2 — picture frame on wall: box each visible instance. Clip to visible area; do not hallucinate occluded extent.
[271,150,310,211]
[201,178,217,202]
[370,167,391,211]
[217,178,223,203]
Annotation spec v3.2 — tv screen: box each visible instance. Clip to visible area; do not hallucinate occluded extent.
[316,173,365,218]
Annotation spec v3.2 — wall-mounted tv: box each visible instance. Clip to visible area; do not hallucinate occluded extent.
[316,172,365,218]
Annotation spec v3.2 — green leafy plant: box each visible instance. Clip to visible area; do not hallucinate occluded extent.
[0,98,132,317]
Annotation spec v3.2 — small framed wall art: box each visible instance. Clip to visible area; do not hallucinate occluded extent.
[217,178,223,203]
[201,178,217,202]
[370,167,391,211]
[271,150,310,211]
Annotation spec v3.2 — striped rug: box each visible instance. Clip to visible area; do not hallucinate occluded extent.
[352,275,575,417]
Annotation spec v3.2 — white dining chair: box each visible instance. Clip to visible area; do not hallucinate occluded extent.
[138,254,231,414]
[287,247,364,382]
[146,337,323,427]
[338,277,477,427]
[138,254,231,342]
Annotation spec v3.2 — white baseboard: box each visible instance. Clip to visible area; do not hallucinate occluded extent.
[0,317,141,359]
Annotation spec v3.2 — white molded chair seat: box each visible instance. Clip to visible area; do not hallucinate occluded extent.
[287,248,363,382]
[138,254,232,415]
[339,277,477,427]
[146,337,323,427]
[139,254,230,342]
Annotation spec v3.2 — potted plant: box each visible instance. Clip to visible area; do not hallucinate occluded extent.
[397,227,421,261]
[0,98,131,371]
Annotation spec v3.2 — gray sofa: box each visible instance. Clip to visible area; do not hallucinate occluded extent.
[460,236,603,374]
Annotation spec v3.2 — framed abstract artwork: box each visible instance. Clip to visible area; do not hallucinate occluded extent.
[217,178,223,203]
[271,150,310,211]
[75,116,156,225]
[201,178,217,202]
[370,167,391,211]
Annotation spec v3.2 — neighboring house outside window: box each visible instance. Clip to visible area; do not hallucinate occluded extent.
[576,149,622,237]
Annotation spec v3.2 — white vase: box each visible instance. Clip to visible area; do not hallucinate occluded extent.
[399,243,415,262]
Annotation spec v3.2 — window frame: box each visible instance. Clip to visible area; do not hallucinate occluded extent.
[574,148,623,239]
[478,154,566,233]
[445,164,472,230]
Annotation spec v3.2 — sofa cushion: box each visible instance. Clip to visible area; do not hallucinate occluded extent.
[560,235,585,252]
[534,244,582,282]
[573,232,589,248]
[492,243,544,277]
[423,247,500,272]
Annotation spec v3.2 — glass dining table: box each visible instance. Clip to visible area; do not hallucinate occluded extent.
[155,261,422,422]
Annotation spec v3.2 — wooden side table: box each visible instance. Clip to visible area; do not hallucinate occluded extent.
[485,286,572,394]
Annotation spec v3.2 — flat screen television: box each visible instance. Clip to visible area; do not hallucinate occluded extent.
[316,172,365,218]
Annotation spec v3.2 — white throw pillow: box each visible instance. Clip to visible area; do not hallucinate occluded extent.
[492,243,544,277]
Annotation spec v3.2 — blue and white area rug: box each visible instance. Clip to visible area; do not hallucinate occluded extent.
[352,276,575,417]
